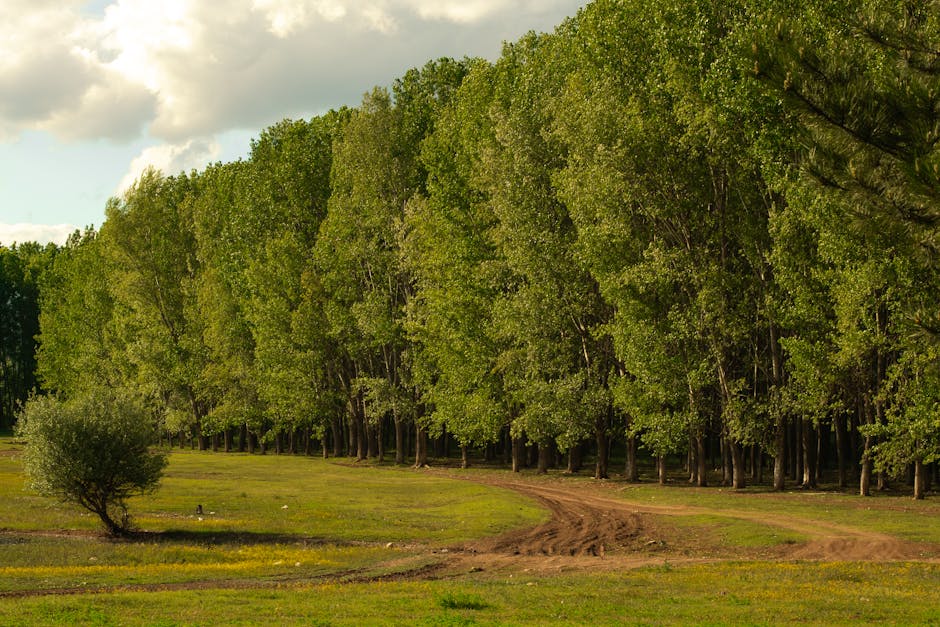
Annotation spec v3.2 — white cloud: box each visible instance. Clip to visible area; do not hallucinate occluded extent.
[0,223,79,246]
[42,72,155,142]
[117,138,221,193]
[404,0,505,23]
[1,0,584,145]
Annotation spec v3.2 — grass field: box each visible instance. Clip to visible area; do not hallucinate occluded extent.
[2,437,939,626]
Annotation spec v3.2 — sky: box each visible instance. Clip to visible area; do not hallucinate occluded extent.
[0,0,586,246]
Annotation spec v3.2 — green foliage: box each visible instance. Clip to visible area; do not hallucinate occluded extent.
[36,229,121,397]
[16,392,167,535]
[0,241,55,427]
[11,0,940,496]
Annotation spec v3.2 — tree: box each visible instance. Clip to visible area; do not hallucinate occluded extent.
[486,31,617,478]
[0,243,55,428]
[554,0,778,488]
[102,170,207,447]
[242,115,343,455]
[16,391,168,535]
[316,60,469,465]
[36,229,123,398]
[755,0,940,495]
[190,161,266,451]
[403,59,512,466]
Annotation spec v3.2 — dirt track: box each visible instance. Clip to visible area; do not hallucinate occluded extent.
[447,474,937,574]
[3,471,937,597]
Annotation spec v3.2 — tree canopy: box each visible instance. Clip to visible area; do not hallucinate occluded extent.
[5,0,940,499]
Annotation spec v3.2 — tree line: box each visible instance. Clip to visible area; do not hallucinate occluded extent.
[8,0,940,498]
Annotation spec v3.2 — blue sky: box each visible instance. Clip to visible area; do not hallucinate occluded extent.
[0,0,585,246]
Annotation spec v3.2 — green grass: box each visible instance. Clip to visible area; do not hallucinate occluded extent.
[3,436,940,624]
[664,513,807,548]
[2,562,938,625]
[608,479,940,543]
[0,441,547,541]
[0,438,545,592]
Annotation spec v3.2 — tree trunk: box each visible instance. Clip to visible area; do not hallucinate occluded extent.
[913,459,926,500]
[511,436,524,473]
[833,413,847,488]
[527,442,538,469]
[394,414,404,465]
[730,439,746,489]
[595,422,609,480]
[801,418,817,488]
[784,418,793,480]
[537,443,551,474]
[224,428,233,453]
[567,442,583,474]
[860,439,873,497]
[658,455,667,485]
[849,411,860,480]
[721,437,732,486]
[366,420,382,461]
[461,445,470,469]
[769,322,785,491]
[414,424,428,468]
[625,435,639,482]
[331,417,343,457]
[815,422,825,484]
[696,434,707,487]
[239,424,247,453]
[95,503,129,537]
[348,414,358,459]
[860,393,873,496]
[356,413,367,462]
[794,418,803,482]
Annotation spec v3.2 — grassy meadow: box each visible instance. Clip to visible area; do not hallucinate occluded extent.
[2,436,940,625]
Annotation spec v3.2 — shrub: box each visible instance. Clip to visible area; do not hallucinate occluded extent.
[16,391,168,536]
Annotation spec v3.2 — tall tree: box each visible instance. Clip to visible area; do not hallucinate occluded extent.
[0,242,55,427]
[36,230,123,399]
[316,60,469,465]
[755,0,940,495]
[403,59,511,466]
[101,170,205,443]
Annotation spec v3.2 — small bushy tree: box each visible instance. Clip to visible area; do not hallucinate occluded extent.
[16,391,168,536]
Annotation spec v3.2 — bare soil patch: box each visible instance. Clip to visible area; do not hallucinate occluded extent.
[4,470,938,597]
[441,473,938,575]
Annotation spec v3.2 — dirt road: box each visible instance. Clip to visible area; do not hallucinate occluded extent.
[445,473,937,574]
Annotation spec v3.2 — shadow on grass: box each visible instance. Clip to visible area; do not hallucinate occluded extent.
[124,529,363,547]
